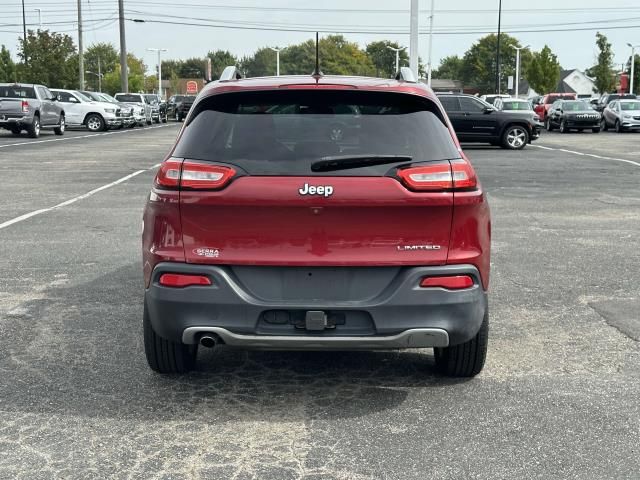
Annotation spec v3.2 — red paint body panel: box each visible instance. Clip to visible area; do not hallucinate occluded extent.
[534,93,578,120]
[179,176,453,266]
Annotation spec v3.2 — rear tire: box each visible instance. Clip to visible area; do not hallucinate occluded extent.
[27,115,40,138]
[54,115,65,135]
[143,302,197,374]
[434,311,488,377]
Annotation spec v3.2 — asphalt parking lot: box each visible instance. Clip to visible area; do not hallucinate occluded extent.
[0,126,638,479]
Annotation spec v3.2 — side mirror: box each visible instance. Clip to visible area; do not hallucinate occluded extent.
[482,106,494,114]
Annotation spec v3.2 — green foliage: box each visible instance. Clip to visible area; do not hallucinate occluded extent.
[102,53,147,95]
[0,45,16,82]
[162,57,208,80]
[592,32,615,94]
[17,30,78,88]
[433,55,464,80]
[525,45,561,95]
[84,42,119,91]
[240,47,278,77]
[207,50,238,79]
[460,33,529,93]
[365,41,409,78]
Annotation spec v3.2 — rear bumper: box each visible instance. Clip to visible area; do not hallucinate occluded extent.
[145,263,488,349]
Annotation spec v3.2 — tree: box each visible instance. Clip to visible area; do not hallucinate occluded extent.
[0,45,16,82]
[433,55,464,80]
[592,32,615,94]
[525,45,561,95]
[102,53,147,94]
[207,50,238,80]
[17,30,77,88]
[240,47,278,77]
[460,33,530,93]
[366,41,409,78]
[84,42,119,91]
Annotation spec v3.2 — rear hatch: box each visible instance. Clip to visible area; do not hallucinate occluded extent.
[0,85,36,117]
[170,89,462,267]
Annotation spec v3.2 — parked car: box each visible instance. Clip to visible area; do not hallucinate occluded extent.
[0,83,65,138]
[166,94,196,121]
[146,94,168,123]
[545,99,601,133]
[601,99,640,132]
[51,89,121,132]
[144,94,161,123]
[437,93,541,149]
[80,91,136,129]
[494,98,533,112]
[142,67,491,377]
[593,93,637,113]
[533,93,577,121]
[114,93,152,126]
[480,94,510,105]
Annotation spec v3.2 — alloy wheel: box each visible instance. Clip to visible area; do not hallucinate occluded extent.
[507,127,526,148]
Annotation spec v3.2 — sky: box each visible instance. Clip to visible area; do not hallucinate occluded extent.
[1,0,640,75]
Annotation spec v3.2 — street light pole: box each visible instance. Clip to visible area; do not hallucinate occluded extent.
[118,0,128,92]
[34,9,42,30]
[77,0,84,90]
[386,45,406,74]
[512,45,529,99]
[147,48,167,98]
[495,0,502,93]
[427,0,435,87]
[628,43,639,95]
[21,0,27,65]
[409,0,419,78]
[269,47,281,76]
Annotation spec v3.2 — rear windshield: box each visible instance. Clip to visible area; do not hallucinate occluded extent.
[0,85,36,99]
[173,90,460,176]
[115,94,142,103]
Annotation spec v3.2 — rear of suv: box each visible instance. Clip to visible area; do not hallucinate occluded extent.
[142,68,491,377]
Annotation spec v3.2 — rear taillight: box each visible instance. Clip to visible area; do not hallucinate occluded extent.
[398,160,477,192]
[154,159,236,190]
[21,100,29,113]
[159,273,212,287]
[420,275,474,289]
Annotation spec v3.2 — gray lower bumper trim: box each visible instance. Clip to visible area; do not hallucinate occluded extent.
[182,326,449,349]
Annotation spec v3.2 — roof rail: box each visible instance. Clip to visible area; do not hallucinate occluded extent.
[395,67,417,83]
[219,66,242,82]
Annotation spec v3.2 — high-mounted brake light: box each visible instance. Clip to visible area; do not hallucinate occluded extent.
[21,100,29,113]
[397,163,452,191]
[420,275,474,290]
[159,273,212,287]
[154,159,236,190]
[180,161,236,189]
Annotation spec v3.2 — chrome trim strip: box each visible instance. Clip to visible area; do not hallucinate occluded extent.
[182,326,449,349]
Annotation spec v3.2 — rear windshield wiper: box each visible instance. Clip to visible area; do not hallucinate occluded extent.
[310,155,413,172]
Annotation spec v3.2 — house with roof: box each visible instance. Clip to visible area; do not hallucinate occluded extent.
[518,69,597,99]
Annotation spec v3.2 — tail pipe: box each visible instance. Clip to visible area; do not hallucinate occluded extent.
[199,334,218,349]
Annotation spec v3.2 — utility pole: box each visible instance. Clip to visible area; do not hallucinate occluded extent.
[98,57,102,91]
[118,0,128,92]
[427,0,435,87]
[512,45,529,99]
[495,0,502,93]
[21,0,27,65]
[34,9,42,30]
[77,0,84,89]
[386,45,406,74]
[628,43,639,95]
[409,0,419,79]
[147,48,167,97]
[269,47,281,76]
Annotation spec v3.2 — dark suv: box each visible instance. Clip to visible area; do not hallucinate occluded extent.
[167,94,196,121]
[142,67,491,377]
[437,93,541,149]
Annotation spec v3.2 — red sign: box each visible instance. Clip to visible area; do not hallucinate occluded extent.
[186,80,198,94]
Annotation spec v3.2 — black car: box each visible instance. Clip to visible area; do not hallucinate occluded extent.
[167,95,196,121]
[545,100,601,133]
[592,93,637,113]
[437,93,541,150]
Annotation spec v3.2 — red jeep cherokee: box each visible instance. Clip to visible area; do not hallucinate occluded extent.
[142,67,491,377]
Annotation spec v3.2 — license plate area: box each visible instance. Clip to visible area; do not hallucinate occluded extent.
[257,309,374,335]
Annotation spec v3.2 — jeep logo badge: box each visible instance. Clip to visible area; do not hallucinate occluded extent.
[298,183,334,197]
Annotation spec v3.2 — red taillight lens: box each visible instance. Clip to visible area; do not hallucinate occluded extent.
[159,273,212,287]
[154,159,236,190]
[21,100,29,113]
[155,159,182,188]
[397,163,453,191]
[180,161,236,190]
[450,159,477,189]
[420,275,474,290]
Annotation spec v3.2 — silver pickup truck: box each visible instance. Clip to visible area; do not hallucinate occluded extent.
[0,83,66,138]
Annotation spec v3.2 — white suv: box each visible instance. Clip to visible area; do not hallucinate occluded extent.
[51,89,122,132]
[114,93,153,126]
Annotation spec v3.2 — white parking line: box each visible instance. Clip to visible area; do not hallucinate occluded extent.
[532,144,640,168]
[0,166,159,230]
[0,124,175,150]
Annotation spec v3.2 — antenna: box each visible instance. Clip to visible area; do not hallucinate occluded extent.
[312,32,322,78]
